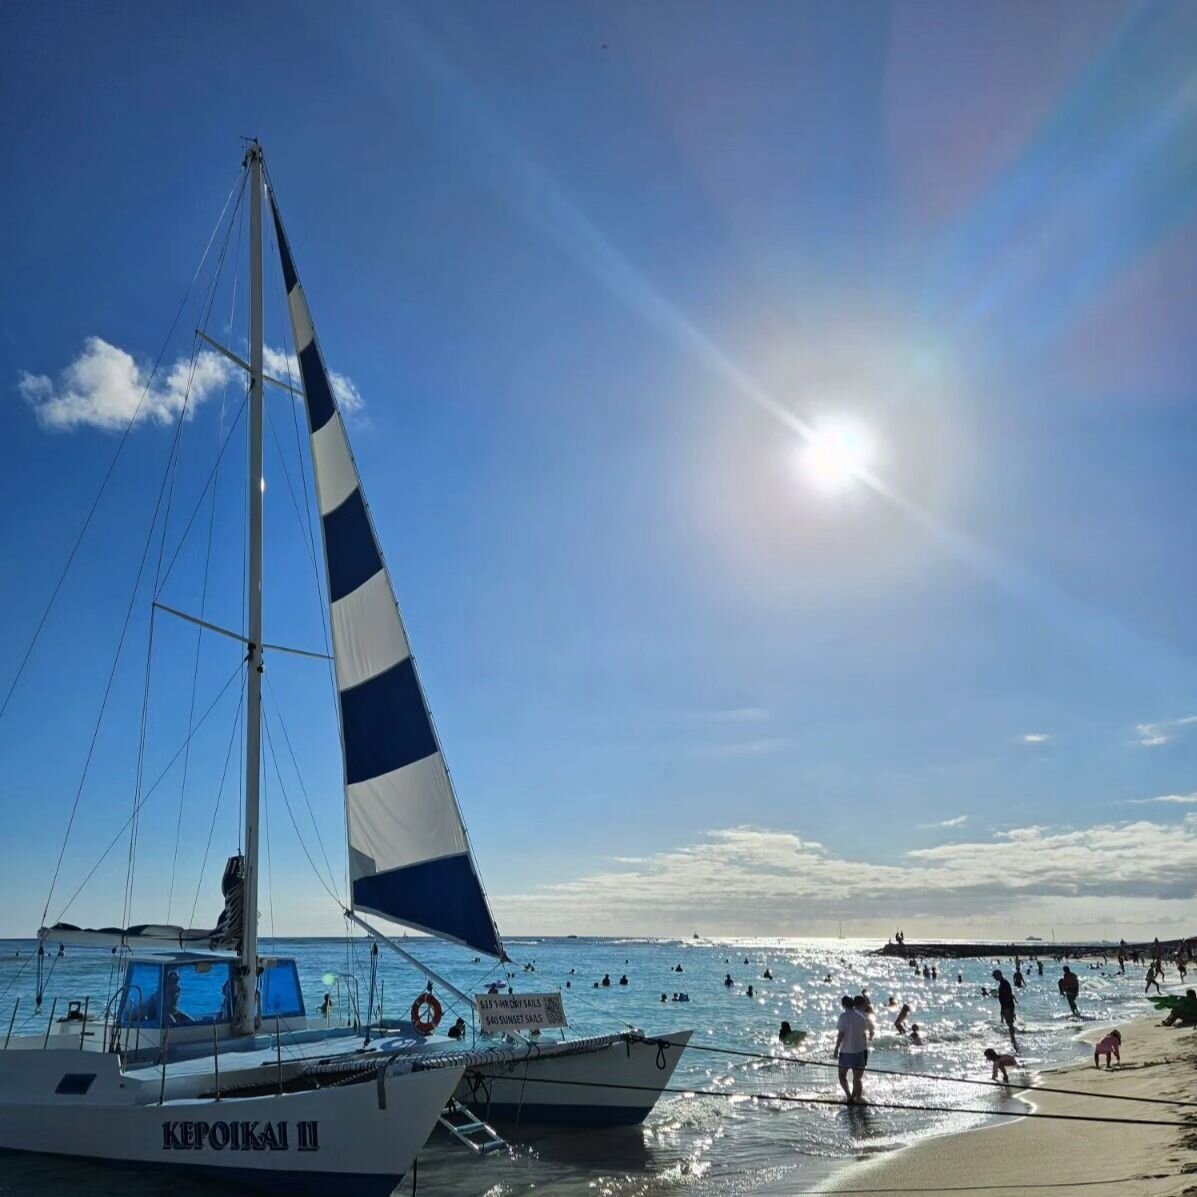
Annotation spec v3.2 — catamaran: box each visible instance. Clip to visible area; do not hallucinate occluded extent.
[1,142,689,1191]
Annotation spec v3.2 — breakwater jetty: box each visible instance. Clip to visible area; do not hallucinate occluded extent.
[875,939,1184,959]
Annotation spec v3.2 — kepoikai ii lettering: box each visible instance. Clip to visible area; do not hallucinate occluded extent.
[161,1120,320,1152]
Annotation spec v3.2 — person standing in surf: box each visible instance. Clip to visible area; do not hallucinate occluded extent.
[993,969,1018,1048]
[834,994,870,1105]
[1058,966,1080,1016]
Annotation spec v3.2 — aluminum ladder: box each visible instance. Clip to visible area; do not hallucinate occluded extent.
[437,1099,508,1154]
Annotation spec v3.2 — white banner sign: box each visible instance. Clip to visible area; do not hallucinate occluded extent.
[475,992,568,1034]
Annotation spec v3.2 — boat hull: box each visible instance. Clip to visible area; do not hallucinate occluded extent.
[0,1047,462,1195]
[457,1029,692,1127]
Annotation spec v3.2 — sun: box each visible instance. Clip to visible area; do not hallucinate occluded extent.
[798,416,876,495]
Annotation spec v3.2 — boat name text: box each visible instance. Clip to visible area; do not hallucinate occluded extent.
[161,1120,320,1152]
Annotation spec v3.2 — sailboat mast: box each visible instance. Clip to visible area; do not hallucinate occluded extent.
[236,141,266,1036]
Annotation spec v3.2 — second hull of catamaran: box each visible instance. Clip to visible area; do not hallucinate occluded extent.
[408,1029,694,1128]
[0,1043,462,1196]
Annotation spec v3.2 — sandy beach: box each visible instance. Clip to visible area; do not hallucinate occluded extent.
[819,1015,1197,1196]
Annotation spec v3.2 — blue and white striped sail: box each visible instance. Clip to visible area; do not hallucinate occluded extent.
[269,191,504,960]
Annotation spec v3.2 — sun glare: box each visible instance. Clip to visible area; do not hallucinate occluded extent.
[798,416,876,495]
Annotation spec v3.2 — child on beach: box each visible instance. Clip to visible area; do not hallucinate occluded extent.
[984,1047,1018,1083]
[1093,1029,1121,1069]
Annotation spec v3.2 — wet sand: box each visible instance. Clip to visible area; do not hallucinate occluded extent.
[818,1015,1197,1196]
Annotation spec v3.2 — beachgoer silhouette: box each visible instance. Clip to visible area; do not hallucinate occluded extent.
[1145,963,1162,994]
[1058,966,1080,1015]
[993,970,1018,1048]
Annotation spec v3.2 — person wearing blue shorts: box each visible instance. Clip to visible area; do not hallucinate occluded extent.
[834,994,870,1104]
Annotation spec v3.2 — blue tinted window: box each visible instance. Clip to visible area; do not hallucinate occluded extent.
[120,962,164,1027]
[119,960,235,1028]
[171,961,235,1026]
[259,959,305,1019]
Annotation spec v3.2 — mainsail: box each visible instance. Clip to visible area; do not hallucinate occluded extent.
[269,190,504,960]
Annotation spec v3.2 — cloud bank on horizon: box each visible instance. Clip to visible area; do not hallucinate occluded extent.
[18,337,363,433]
[493,817,1197,939]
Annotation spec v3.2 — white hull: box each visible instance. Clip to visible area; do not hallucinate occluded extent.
[455,1030,693,1127]
[0,1044,462,1196]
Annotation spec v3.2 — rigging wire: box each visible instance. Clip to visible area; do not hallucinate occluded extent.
[154,394,249,595]
[775,1179,1182,1195]
[167,195,246,923]
[187,678,247,929]
[657,1039,1197,1111]
[119,603,158,935]
[0,163,247,729]
[39,412,195,931]
[265,201,347,900]
[263,675,340,898]
[40,161,250,935]
[49,657,245,928]
[262,763,277,946]
[495,1073,1189,1130]
[261,703,342,906]
[122,221,238,932]
[264,181,349,900]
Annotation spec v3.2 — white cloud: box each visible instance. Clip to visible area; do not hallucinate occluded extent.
[494,816,1197,935]
[262,347,364,418]
[1135,715,1197,748]
[1130,792,1197,805]
[19,337,364,433]
[18,337,234,432]
[1022,733,1052,744]
[918,815,968,829]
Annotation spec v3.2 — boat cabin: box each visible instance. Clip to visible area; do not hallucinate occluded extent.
[115,953,306,1047]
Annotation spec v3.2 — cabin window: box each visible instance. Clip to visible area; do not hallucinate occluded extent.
[55,1073,96,1095]
[119,960,234,1028]
[120,962,165,1027]
[258,958,305,1019]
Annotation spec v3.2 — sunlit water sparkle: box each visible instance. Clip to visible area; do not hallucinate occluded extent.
[0,936,1163,1195]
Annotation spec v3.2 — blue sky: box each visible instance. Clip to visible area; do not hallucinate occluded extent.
[2,1,1197,942]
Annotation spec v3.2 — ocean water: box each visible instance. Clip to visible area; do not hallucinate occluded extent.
[0,935,1170,1195]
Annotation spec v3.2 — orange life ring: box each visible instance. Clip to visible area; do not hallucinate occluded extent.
[411,992,443,1034]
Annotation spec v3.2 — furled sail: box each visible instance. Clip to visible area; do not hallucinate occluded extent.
[39,856,244,950]
[269,190,504,960]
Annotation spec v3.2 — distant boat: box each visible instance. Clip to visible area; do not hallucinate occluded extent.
[1026,936,1044,942]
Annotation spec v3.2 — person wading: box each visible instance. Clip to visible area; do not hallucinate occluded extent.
[834,994,870,1105]
[992,969,1018,1049]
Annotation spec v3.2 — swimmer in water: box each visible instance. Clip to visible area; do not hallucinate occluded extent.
[909,1024,923,1045]
[894,1003,911,1034]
